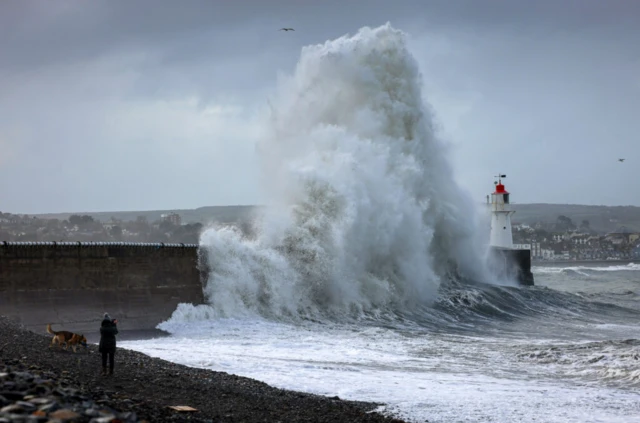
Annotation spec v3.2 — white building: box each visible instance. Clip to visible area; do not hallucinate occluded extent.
[541,249,554,259]
[161,213,182,226]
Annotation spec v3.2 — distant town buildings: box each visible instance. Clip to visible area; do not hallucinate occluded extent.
[513,222,640,262]
[161,213,182,226]
[1,210,640,262]
[0,212,201,244]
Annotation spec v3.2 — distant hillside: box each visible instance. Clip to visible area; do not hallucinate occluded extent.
[33,203,640,234]
[511,203,640,233]
[34,205,264,226]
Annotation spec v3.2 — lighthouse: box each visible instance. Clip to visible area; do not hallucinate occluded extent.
[486,174,534,286]
[489,174,515,248]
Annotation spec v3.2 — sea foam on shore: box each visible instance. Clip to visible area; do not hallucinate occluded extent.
[0,316,407,423]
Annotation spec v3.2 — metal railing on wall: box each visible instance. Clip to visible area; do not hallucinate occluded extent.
[1,241,199,248]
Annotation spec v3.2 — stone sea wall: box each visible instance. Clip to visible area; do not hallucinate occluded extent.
[0,242,206,333]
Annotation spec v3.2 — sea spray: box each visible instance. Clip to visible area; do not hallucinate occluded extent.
[162,23,491,326]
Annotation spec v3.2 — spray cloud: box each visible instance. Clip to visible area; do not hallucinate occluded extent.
[168,23,490,323]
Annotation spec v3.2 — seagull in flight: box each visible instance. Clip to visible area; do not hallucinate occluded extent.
[619,158,625,162]
[279,28,295,31]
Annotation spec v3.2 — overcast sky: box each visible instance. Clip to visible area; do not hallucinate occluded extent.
[1,0,639,214]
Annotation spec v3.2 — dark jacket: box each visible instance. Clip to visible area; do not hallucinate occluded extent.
[99,319,118,353]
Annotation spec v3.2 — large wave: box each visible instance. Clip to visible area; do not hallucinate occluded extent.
[166,23,493,324]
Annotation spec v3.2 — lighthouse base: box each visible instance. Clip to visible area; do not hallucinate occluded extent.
[488,247,535,286]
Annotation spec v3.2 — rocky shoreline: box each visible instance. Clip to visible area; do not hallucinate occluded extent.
[1,358,140,422]
[0,316,408,422]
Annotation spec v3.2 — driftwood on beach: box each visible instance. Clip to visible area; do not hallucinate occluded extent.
[0,316,407,422]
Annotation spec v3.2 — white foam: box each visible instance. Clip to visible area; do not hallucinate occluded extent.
[165,23,495,324]
[517,339,640,386]
[534,263,640,275]
[123,319,640,423]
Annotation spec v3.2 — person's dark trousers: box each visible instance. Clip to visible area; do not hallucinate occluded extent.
[101,349,115,375]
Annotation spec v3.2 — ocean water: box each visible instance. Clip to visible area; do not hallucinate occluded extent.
[122,263,640,423]
[122,24,640,422]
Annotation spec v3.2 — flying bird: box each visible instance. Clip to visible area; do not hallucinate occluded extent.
[279,28,295,31]
[618,158,625,162]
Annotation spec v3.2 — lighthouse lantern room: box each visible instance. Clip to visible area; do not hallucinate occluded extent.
[489,174,515,249]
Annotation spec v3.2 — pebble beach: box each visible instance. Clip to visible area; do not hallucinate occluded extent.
[0,316,407,422]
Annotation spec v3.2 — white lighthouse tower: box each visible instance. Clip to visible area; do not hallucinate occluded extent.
[486,174,534,286]
[489,174,514,249]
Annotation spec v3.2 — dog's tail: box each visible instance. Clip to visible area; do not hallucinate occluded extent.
[46,324,57,335]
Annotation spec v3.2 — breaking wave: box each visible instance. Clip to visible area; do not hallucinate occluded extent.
[534,263,640,276]
[166,23,494,324]
[433,279,640,323]
[516,339,640,387]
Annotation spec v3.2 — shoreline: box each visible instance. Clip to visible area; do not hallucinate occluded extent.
[0,316,407,422]
[24,322,172,345]
[86,328,171,344]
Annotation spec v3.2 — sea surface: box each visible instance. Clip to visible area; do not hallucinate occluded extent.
[123,24,639,422]
[122,262,640,423]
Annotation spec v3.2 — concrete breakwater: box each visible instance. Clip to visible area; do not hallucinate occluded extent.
[0,242,206,334]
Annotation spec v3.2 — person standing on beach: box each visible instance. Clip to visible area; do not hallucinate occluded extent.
[99,313,118,376]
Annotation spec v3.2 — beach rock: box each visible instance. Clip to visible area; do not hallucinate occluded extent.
[49,409,81,420]
[28,398,52,405]
[1,403,25,413]
[15,400,36,410]
[90,415,116,422]
[38,402,60,413]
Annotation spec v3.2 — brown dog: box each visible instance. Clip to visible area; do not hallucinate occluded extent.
[47,324,87,353]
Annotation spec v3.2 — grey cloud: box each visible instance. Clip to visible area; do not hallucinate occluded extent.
[6,0,636,70]
[1,0,639,213]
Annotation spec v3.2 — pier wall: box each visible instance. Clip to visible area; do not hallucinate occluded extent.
[0,242,205,334]
[489,247,535,286]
